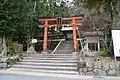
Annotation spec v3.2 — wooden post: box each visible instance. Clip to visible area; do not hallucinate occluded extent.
[43,20,48,51]
[72,17,77,52]
[98,37,100,55]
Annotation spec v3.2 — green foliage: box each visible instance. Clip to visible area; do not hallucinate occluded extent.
[0,0,30,55]
[0,0,70,37]
[100,41,109,57]
[37,0,70,18]
[6,40,16,56]
[0,0,26,34]
[86,0,103,9]
[78,39,84,49]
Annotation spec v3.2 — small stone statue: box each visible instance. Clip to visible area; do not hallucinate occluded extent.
[27,45,36,54]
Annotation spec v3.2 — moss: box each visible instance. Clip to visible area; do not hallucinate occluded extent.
[6,40,16,56]
[100,41,109,57]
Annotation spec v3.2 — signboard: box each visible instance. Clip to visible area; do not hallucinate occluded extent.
[31,39,37,43]
[112,30,120,57]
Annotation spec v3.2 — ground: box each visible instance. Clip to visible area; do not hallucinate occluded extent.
[0,73,120,80]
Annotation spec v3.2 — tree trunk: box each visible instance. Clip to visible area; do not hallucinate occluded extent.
[106,1,117,56]
[2,35,7,56]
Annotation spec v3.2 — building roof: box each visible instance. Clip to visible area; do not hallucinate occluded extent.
[61,26,78,31]
[82,31,104,37]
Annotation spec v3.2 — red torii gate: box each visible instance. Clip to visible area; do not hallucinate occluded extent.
[38,17,83,52]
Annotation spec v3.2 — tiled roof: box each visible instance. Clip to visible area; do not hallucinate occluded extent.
[82,31,104,36]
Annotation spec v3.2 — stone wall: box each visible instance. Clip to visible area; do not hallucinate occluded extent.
[13,43,23,52]
[78,57,120,76]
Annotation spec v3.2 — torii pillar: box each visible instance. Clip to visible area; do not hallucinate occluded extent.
[43,20,48,53]
[72,17,77,52]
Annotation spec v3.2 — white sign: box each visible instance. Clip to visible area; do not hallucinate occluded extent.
[31,39,37,43]
[112,30,120,57]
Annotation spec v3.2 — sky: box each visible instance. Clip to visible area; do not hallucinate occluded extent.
[56,0,73,6]
[68,0,73,2]
[59,0,73,2]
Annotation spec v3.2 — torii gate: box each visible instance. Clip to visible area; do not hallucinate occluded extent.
[38,16,83,52]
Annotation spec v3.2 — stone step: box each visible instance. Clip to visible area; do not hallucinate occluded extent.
[58,46,73,48]
[23,57,77,60]
[60,44,73,46]
[16,62,77,67]
[58,49,73,51]
[24,53,73,56]
[23,55,76,58]
[8,68,78,75]
[57,49,73,51]
[55,52,73,54]
[24,55,76,59]
[23,54,74,57]
[60,45,73,47]
[62,41,73,43]
[21,59,77,63]
[12,65,78,71]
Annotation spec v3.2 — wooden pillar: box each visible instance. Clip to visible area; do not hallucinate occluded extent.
[98,37,100,54]
[86,43,89,53]
[72,17,77,52]
[43,20,48,51]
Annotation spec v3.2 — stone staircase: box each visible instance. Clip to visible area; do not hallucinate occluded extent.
[0,40,79,76]
[55,40,74,54]
[6,53,78,75]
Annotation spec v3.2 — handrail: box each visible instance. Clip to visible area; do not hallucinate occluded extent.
[52,39,65,54]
